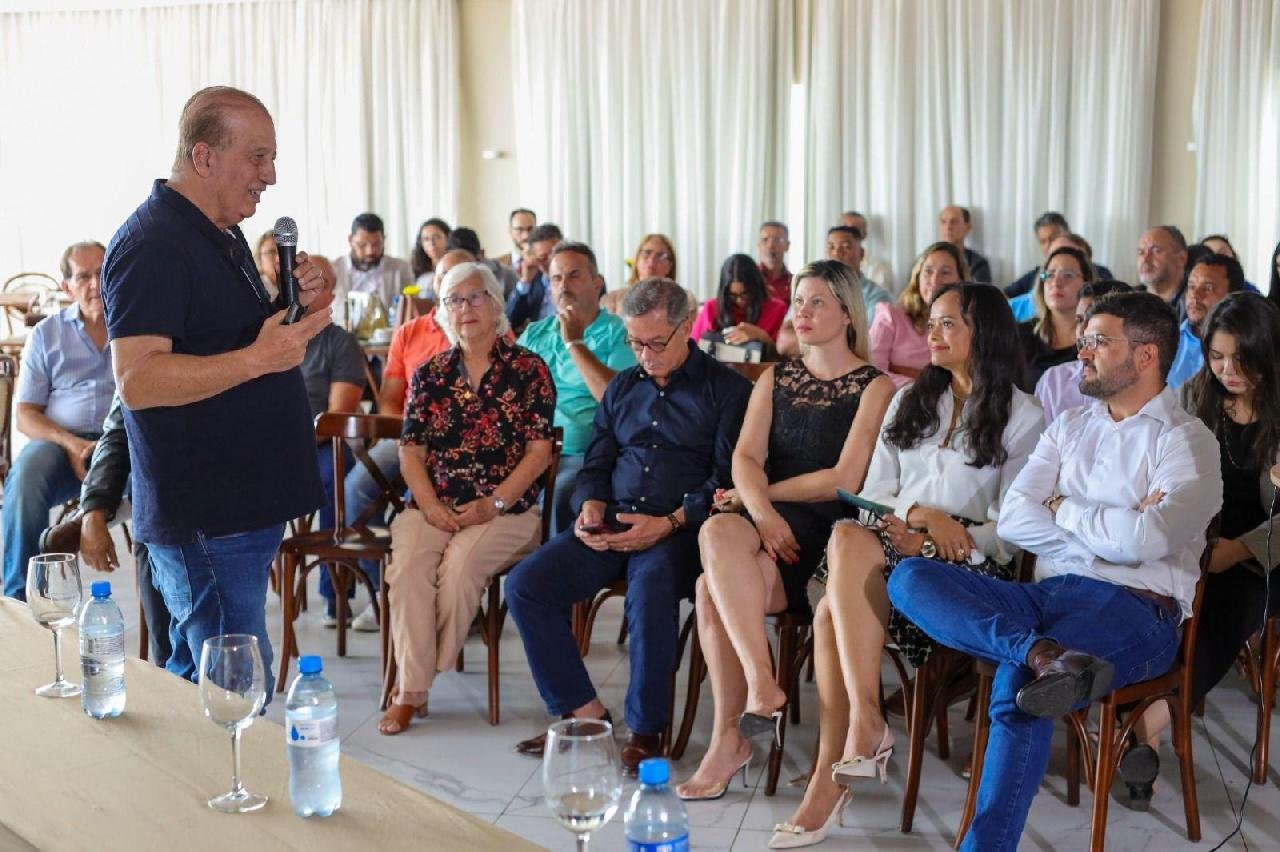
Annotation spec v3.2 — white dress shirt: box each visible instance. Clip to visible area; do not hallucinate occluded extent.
[860,385,1045,564]
[997,387,1223,619]
[332,254,414,320]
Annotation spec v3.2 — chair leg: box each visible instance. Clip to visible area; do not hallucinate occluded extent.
[275,552,299,694]
[379,571,396,710]
[133,566,149,662]
[1172,695,1202,840]
[954,667,991,849]
[1089,702,1118,852]
[901,656,937,833]
[1255,619,1278,784]
[1066,716,1081,807]
[765,626,797,796]
[333,565,349,658]
[617,617,629,647]
[487,580,502,726]
[672,624,706,761]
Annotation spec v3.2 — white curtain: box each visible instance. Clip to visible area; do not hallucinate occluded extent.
[1192,0,1280,290]
[803,0,1160,289]
[0,0,458,276]
[511,0,792,299]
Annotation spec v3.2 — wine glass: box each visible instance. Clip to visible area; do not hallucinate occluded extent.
[542,718,623,852]
[26,553,83,697]
[198,634,268,813]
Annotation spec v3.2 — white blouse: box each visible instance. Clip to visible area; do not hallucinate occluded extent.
[859,385,1045,563]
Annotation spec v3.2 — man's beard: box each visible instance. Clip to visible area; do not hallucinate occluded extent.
[1080,356,1139,399]
[350,252,381,272]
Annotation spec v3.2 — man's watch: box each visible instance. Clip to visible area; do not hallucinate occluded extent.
[492,496,508,515]
[920,535,938,559]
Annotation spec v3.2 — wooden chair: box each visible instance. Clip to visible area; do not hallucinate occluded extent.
[955,527,1217,850]
[275,413,405,693]
[0,354,16,491]
[380,427,563,725]
[892,644,972,832]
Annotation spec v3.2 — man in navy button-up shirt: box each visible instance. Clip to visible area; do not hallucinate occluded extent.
[2,241,115,599]
[102,86,332,686]
[506,278,751,773]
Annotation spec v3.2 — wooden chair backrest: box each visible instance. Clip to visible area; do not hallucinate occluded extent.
[315,412,405,541]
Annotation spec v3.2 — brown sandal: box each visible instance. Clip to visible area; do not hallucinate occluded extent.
[378,689,428,735]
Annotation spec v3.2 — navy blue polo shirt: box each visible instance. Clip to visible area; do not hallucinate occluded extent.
[102,179,325,545]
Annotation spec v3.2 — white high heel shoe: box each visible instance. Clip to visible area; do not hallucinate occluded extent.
[830,726,895,787]
[768,789,851,849]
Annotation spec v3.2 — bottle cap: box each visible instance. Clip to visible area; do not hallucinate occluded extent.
[298,655,323,675]
[637,757,669,785]
[90,580,111,598]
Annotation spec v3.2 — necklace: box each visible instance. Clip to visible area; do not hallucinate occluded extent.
[1218,417,1254,471]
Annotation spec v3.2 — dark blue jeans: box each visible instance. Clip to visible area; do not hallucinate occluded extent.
[147,525,285,697]
[2,439,90,600]
[505,527,699,735]
[314,443,364,606]
[887,561,1180,852]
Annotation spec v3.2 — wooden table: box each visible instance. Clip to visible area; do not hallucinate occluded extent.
[360,341,390,398]
[0,599,536,852]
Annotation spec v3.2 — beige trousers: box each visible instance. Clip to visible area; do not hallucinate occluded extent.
[387,508,541,702]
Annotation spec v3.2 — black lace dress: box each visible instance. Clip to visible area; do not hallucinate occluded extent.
[754,360,884,612]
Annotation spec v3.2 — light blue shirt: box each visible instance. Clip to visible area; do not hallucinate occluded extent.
[1166,319,1203,390]
[1009,292,1036,322]
[518,308,636,455]
[17,304,114,435]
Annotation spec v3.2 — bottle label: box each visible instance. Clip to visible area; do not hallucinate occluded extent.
[627,836,689,852]
[287,714,338,748]
[82,632,124,659]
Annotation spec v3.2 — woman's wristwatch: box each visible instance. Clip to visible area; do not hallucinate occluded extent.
[492,496,507,515]
[920,535,938,559]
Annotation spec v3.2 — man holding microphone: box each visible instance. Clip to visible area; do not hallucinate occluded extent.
[102,86,331,685]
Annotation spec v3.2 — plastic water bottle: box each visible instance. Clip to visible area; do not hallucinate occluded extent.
[79,580,126,718]
[624,758,689,851]
[285,655,342,817]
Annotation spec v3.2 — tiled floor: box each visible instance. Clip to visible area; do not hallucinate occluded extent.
[52,525,1280,850]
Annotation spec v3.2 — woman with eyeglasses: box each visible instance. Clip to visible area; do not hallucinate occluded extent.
[379,262,556,735]
[767,284,1041,847]
[869,242,969,387]
[676,260,895,807]
[1123,292,1280,805]
[602,234,697,316]
[1016,245,1095,391]
[689,254,789,353]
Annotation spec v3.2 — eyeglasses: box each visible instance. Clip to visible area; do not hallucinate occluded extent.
[1075,332,1132,352]
[625,323,683,354]
[637,249,672,263]
[441,291,491,310]
[1040,269,1081,283]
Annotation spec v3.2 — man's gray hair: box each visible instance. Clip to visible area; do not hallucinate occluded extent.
[620,277,691,326]
[434,261,511,344]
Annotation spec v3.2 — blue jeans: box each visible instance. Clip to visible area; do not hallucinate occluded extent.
[147,525,285,696]
[887,561,1180,852]
[334,438,400,595]
[2,439,87,600]
[550,454,584,536]
[505,527,699,735]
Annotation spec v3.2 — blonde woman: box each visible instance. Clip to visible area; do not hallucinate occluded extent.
[868,242,969,387]
[676,260,894,801]
[602,234,695,315]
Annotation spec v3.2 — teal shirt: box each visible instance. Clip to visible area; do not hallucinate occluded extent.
[517,309,637,456]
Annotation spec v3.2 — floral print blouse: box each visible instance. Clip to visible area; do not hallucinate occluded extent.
[401,338,556,513]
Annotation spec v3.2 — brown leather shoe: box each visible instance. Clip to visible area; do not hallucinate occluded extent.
[38,517,81,555]
[1015,641,1114,718]
[620,733,663,776]
[515,710,613,758]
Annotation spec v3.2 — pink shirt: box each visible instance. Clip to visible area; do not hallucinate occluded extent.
[868,302,931,388]
[690,297,789,342]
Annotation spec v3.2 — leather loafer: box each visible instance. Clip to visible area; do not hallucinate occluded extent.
[1015,642,1114,718]
[620,732,664,776]
[515,710,613,758]
[38,517,81,555]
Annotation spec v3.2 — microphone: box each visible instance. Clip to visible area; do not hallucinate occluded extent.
[273,216,305,324]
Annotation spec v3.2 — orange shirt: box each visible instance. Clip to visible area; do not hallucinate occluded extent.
[383,312,452,414]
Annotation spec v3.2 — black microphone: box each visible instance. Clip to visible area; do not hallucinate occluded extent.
[274,216,305,324]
